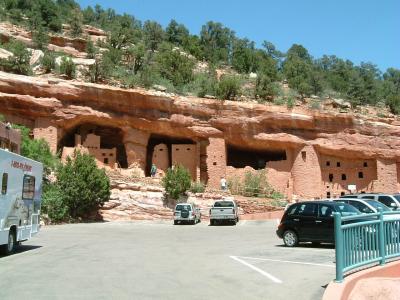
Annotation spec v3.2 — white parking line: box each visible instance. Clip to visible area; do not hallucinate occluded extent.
[229,256,283,283]
[237,256,334,268]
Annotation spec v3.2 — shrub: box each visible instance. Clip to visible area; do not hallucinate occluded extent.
[387,94,400,115]
[243,170,268,197]
[216,75,241,100]
[56,151,110,219]
[189,181,205,193]
[255,74,278,101]
[59,56,76,79]
[40,51,56,73]
[162,165,191,200]
[86,39,97,59]
[0,40,31,75]
[86,58,110,83]
[41,184,68,223]
[286,96,295,109]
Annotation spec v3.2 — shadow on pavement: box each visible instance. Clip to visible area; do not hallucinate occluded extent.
[0,245,42,258]
[275,243,335,249]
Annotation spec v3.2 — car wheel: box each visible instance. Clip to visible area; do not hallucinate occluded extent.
[1,230,16,255]
[173,220,178,225]
[210,220,214,226]
[191,219,196,225]
[283,230,298,247]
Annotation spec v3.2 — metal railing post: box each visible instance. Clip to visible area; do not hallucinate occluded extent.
[378,209,386,265]
[334,212,344,282]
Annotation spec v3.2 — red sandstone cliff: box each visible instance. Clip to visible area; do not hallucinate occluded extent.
[0,71,399,160]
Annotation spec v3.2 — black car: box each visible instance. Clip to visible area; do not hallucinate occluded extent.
[276,201,361,247]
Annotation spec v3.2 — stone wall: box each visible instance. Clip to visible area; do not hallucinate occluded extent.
[152,143,169,173]
[172,144,197,180]
[33,117,58,154]
[291,145,323,199]
[206,138,226,189]
[122,127,149,171]
[320,156,377,198]
[375,159,398,193]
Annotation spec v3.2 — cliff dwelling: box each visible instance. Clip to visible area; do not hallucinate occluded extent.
[59,124,128,169]
[1,73,400,200]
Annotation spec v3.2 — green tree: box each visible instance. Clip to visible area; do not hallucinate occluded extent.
[125,42,145,74]
[86,39,97,59]
[162,165,191,200]
[231,38,257,73]
[143,20,164,51]
[56,151,110,219]
[155,42,195,88]
[70,7,83,37]
[166,19,189,46]
[200,21,234,63]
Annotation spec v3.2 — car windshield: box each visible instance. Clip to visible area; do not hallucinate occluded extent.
[334,203,361,216]
[364,200,390,211]
[214,201,234,207]
[175,204,191,211]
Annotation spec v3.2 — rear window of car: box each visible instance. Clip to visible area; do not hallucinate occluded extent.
[214,201,234,208]
[175,205,191,211]
[340,195,357,199]
[364,200,390,211]
[360,195,375,200]
[334,203,361,216]
[394,195,400,201]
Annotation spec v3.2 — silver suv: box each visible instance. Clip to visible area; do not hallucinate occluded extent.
[340,193,400,210]
[173,203,201,225]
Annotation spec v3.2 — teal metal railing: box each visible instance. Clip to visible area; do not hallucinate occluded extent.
[334,210,400,282]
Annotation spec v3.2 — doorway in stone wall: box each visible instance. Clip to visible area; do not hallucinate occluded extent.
[226,144,287,169]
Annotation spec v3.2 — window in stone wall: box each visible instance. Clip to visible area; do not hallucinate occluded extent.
[358,172,363,179]
[337,162,341,167]
[213,162,217,166]
[326,191,331,198]
[363,162,368,167]
[341,192,345,196]
[329,174,333,182]
[301,151,306,161]
[104,158,109,164]
[326,161,330,166]
[341,174,346,180]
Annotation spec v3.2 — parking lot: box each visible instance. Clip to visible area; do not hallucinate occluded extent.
[0,220,335,300]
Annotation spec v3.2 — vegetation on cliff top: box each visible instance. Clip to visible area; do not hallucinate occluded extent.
[0,0,399,114]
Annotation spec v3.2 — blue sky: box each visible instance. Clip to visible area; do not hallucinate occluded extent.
[77,0,399,72]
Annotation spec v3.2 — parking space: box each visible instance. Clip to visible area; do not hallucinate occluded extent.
[0,220,335,300]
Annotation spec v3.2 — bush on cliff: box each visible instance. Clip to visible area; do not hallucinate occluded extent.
[0,40,31,75]
[216,75,241,100]
[59,56,76,79]
[162,165,191,200]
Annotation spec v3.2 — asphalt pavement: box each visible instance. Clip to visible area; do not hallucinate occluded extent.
[0,220,335,300]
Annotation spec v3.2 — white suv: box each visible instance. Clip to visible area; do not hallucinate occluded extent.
[340,193,400,210]
[173,203,201,225]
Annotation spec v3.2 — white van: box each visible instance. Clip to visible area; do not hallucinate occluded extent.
[0,149,43,255]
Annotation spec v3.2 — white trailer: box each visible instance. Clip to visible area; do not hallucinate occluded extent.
[0,149,43,255]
